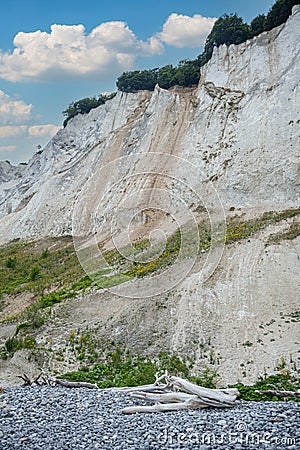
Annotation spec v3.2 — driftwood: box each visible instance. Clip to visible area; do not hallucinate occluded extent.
[54,379,98,389]
[18,370,240,413]
[255,389,300,398]
[122,399,209,414]
[18,372,47,386]
[121,373,239,414]
[18,371,98,390]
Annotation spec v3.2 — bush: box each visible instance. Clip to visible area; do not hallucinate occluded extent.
[5,257,16,269]
[264,0,299,31]
[2,336,36,358]
[231,373,300,401]
[30,265,41,281]
[63,93,116,127]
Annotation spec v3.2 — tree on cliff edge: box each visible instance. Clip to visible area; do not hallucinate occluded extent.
[203,14,251,62]
[265,0,299,30]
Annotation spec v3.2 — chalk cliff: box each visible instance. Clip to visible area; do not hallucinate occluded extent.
[0,6,299,242]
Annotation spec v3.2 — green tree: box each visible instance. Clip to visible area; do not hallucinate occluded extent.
[265,0,298,31]
[157,65,177,89]
[116,69,158,92]
[174,60,200,87]
[203,14,252,61]
[250,14,267,36]
[62,93,116,127]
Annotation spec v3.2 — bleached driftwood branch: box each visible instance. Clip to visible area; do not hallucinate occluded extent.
[102,371,173,394]
[53,379,98,389]
[170,376,237,406]
[122,399,209,414]
[121,373,239,414]
[255,389,300,398]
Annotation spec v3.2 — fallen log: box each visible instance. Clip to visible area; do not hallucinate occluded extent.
[170,376,237,405]
[130,391,198,403]
[18,370,240,414]
[102,383,172,394]
[54,379,98,390]
[101,371,173,394]
[122,398,209,414]
[18,372,98,389]
[255,389,300,398]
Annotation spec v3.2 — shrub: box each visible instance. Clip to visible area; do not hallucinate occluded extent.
[5,257,16,269]
[30,265,41,281]
[2,336,36,357]
[63,93,116,127]
[231,373,300,401]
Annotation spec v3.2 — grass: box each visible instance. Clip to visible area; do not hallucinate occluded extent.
[96,224,208,282]
[1,209,299,302]
[94,208,300,283]
[225,208,300,244]
[0,236,85,297]
[0,336,36,359]
[62,351,194,389]
[267,221,300,245]
[61,328,218,388]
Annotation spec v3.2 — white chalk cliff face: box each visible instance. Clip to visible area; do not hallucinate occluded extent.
[0,6,299,243]
[0,7,299,384]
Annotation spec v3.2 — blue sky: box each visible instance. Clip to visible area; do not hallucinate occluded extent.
[0,0,274,164]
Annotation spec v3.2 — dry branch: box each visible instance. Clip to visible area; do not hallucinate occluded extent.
[102,383,172,394]
[130,391,198,403]
[255,389,300,398]
[18,370,240,414]
[54,379,98,389]
[170,376,237,406]
[18,372,98,389]
[122,399,209,414]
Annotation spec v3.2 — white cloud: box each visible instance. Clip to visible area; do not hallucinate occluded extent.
[0,125,27,138]
[159,13,216,48]
[28,124,61,137]
[0,145,17,152]
[0,90,59,142]
[0,124,60,139]
[0,90,32,125]
[0,22,164,82]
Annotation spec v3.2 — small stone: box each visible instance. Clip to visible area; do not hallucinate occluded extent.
[217,419,227,426]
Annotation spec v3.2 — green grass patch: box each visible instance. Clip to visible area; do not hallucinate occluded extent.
[225,208,300,244]
[268,221,300,245]
[0,237,85,296]
[92,272,134,288]
[60,327,218,388]
[1,208,299,326]
[62,352,191,389]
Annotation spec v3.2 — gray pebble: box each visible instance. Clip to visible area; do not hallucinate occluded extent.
[0,387,299,449]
